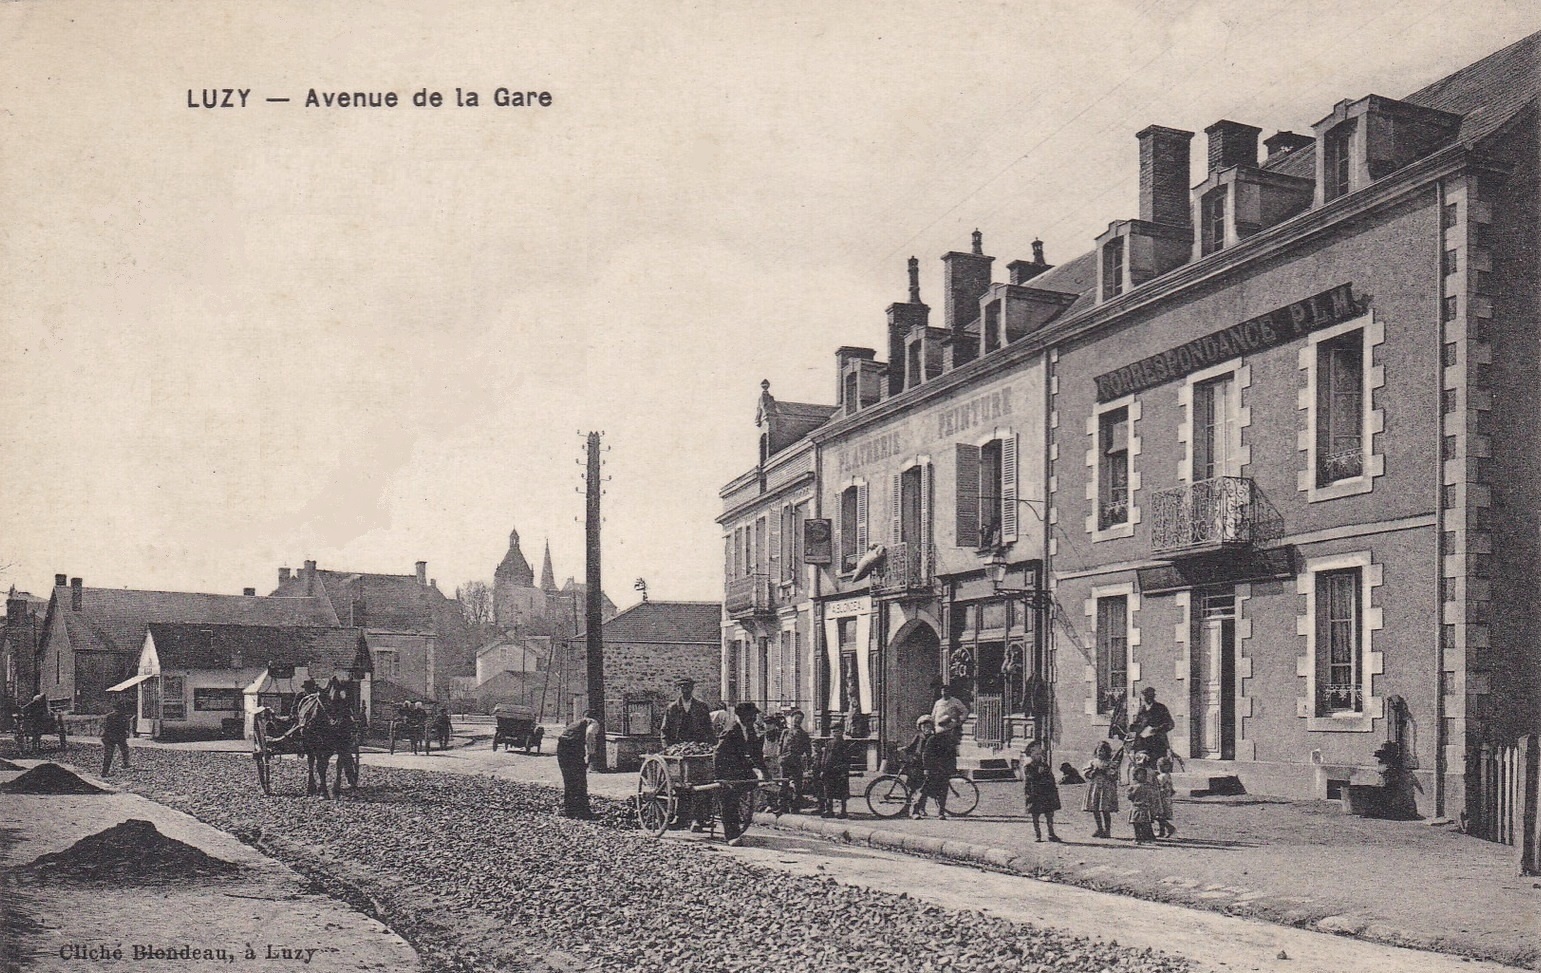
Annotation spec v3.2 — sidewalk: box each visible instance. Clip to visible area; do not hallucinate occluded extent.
[0,759,419,971]
[752,777,1539,969]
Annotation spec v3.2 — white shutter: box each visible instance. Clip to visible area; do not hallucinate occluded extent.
[769,507,782,580]
[856,483,869,552]
[891,473,902,544]
[921,463,933,551]
[1001,435,1019,544]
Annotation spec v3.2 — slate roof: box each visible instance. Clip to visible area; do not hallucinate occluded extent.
[146,623,368,675]
[270,569,447,634]
[575,600,722,645]
[50,587,338,657]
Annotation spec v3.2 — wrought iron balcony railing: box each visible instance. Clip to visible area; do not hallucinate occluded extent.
[871,542,935,597]
[1150,476,1258,556]
[725,573,773,617]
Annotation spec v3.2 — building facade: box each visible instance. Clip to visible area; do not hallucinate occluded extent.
[718,32,1541,816]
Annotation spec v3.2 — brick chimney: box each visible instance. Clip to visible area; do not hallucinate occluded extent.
[70,577,82,610]
[415,561,427,586]
[1263,130,1313,161]
[941,230,994,367]
[1007,240,1052,285]
[54,573,67,588]
[1206,120,1262,172]
[1137,126,1194,227]
[279,566,291,584]
[886,257,930,396]
[303,560,317,595]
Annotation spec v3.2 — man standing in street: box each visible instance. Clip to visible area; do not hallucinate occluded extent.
[557,712,599,819]
[1129,687,1175,763]
[930,681,970,730]
[915,716,961,819]
[661,677,713,747]
[714,701,767,846]
[100,702,131,775]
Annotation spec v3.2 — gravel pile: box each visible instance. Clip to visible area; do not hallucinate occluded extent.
[10,818,243,885]
[0,762,106,795]
[39,744,1189,973]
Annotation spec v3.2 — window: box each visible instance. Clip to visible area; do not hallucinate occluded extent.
[1201,188,1227,256]
[1443,296,1458,322]
[1192,374,1236,481]
[779,505,797,583]
[838,484,867,572]
[907,342,922,389]
[1099,408,1130,528]
[754,516,768,576]
[1323,123,1353,201]
[193,688,243,712]
[1442,203,1458,229]
[161,675,187,721]
[373,649,400,680]
[837,619,857,711]
[1102,237,1125,298]
[1095,597,1128,715]
[1315,568,1362,714]
[1316,330,1364,485]
[954,437,1017,549]
[979,441,1002,547]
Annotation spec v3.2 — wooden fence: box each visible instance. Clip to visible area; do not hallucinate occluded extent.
[1469,735,1541,875]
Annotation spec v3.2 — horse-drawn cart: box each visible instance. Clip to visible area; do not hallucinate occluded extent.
[491,704,544,754]
[252,677,361,798]
[633,750,781,837]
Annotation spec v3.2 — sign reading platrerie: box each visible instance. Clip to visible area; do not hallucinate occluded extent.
[1093,283,1361,403]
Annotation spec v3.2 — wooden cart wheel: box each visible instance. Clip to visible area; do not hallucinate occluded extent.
[254,752,271,795]
[636,755,674,837]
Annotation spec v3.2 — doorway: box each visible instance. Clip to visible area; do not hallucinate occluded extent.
[886,621,940,738]
[1191,591,1236,760]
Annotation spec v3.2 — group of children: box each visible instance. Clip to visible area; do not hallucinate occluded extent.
[760,710,856,818]
[1022,739,1177,843]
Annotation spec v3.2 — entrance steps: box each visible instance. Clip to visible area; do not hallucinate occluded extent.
[1174,772,1246,797]
[956,740,1019,781]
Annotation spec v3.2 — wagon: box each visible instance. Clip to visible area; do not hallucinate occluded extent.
[633,751,782,837]
[491,704,544,754]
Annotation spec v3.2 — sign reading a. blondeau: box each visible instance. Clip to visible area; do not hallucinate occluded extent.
[1093,283,1361,403]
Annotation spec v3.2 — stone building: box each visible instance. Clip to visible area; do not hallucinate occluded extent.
[720,31,1541,816]
[571,600,722,734]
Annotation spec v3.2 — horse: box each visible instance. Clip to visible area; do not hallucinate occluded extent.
[254,679,359,798]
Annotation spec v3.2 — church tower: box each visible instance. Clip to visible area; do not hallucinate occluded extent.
[493,527,547,630]
[539,540,557,592]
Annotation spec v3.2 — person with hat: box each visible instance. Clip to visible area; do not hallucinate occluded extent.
[662,677,713,747]
[714,701,768,845]
[915,715,962,819]
[899,714,935,813]
[556,711,599,819]
[930,682,970,730]
[777,709,812,813]
[1128,687,1175,763]
[99,700,132,775]
[815,723,854,818]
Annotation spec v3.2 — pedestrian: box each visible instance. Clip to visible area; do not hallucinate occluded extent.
[556,712,598,819]
[661,677,713,746]
[1128,766,1159,843]
[432,706,452,751]
[816,724,852,818]
[902,715,934,817]
[778,709,811,813]
[761,711,784,782]
[915,716,960,819]
[1128,687,1175,765]
[1021,744,1062,842]
[99,703,131,775]
[929,681,970,729]
[1082,741,1119,838]
[1154,755,1177,837]
[714,701,767,846]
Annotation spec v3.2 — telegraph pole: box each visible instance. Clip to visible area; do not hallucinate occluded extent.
[583,431,607,770]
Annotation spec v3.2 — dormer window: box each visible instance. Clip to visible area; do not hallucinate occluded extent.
[1323,122,1353,201]
[1201,188,1227,256]
[1102,237,1125,299]
[983,301,1001,353]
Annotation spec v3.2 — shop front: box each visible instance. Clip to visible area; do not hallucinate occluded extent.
[940,558,1049,751]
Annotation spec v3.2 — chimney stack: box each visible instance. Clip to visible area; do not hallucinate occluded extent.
[243,587,256,596]
[907,256,921,304]
[1137,126,1195,227]
[1263,130,1313,161]
[1205,120,1262,173]
[70,577,82,611]
[1007,240,1052,285]
[941,230,994,360]
[415,561,427,586]
[55,573,67,587]
[886,257,931,396]
[303,560,317,595]
[279,566,291,584]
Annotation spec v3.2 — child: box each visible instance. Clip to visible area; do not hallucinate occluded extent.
[1021,745,1062,842]
[1155,756,1177,838]
[1082,741,1119,838]
[1127,766,1159,844]
[816,728,852,818]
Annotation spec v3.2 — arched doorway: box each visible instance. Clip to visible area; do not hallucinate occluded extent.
[886,620,941,740]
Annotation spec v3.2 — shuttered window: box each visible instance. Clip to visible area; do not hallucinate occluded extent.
[955,437,1018,549]
[839,484,867,573]
[955,444,980,549]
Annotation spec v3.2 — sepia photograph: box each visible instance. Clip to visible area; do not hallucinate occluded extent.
[1,1,1539,970]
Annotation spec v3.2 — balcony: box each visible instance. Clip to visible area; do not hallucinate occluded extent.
[872,542,935,598]
[725,573,773,618]
[1150,476,1259,556]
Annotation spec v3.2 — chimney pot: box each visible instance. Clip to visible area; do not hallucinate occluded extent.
[1205,119,1262,172]
[1136,125,1195,227]
[415,561,427,586]
[55,573,67,587]
[243,587,256,597]
[1032,239,1046,264]
[971,229,984,255]
[907,256,921,304]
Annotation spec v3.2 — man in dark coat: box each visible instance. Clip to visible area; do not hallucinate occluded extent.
[1129,687,1175,762]
[777,709,812,813]
[556,712,598,819]
[914,717,961,819]
[714,701,767,845]
[100,703,131,775]
[661,678,713,746]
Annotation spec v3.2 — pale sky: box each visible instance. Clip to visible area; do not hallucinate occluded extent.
[1,0,1535,604]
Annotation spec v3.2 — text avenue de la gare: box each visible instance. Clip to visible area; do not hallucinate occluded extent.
[186,88,552,109]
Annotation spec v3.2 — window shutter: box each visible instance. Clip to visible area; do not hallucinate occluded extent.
[955,443,980,548]
[921,464,933,551]
[769,508,782,579]
[724,536,732,580]
[856,483,869,552]
[891,473,902,544]
[1001,435,1019,544]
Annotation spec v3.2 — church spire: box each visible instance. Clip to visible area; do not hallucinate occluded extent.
[540,540,556,592]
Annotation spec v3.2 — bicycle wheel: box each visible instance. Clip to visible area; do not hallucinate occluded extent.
[946,774,980,816]
[864,774,913,819]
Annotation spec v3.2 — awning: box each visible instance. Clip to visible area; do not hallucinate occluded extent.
[107,673,155,692]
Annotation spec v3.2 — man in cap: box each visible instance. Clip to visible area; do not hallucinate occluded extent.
[662,677,713,747]
[714,701,768,845]
[1128,686,1175,763]
[915,715,962,819]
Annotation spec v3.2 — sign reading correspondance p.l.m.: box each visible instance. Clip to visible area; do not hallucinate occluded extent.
[1093,283,1361,403]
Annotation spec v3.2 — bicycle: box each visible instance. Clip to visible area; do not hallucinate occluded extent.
[863,771,980,818]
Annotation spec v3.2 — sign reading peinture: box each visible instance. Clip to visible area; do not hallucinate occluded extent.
[1093,283,1361,402]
